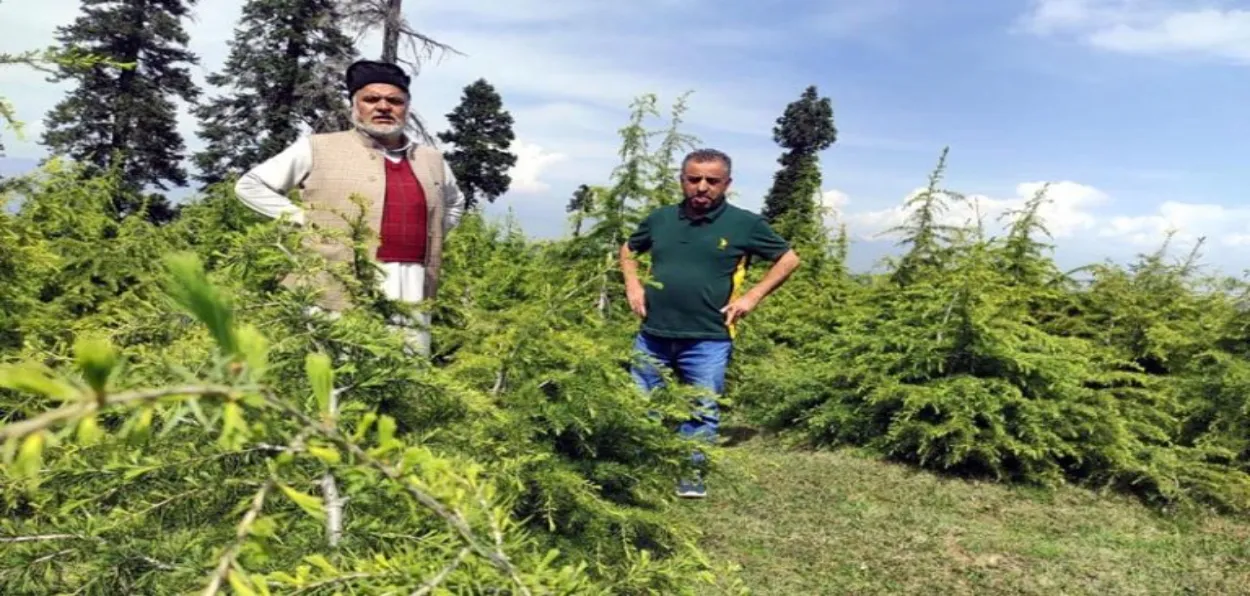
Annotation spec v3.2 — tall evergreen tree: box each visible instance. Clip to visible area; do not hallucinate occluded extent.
[191,0,357,187]
[761,85,837,245]
[646,91,697,208]
[436,79,517,210]
[40,0,201,223]
[888,147,963,287]
[566,183,594,237]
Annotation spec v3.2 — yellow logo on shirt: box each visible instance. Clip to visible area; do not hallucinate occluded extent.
[718,237,728,249]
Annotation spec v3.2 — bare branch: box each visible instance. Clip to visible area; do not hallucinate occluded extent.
[337,0,462,72]
[202,477,277,596]
[30,549,73,566]
[0,534,82,543]
[322,382,344,547]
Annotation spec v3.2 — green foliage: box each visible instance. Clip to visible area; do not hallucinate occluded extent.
[887,146,963,287]
[645,91,699,210]
[742,151,1250,514]
[0,95,746,594]
[567,93,701,316]
[1,39,134,158]
[2,80,1248,596]
[761,84,837,246]
[437,78,519,210]
[40,0,201,223]
[0,251,586,593]
[566,183,595,238]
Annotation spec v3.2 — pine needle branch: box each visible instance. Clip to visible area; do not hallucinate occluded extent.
[259,390,531,594]
[0,384,239,443]
[411,547,471,596]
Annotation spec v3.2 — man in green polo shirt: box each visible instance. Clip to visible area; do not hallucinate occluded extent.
[620,148,800,498]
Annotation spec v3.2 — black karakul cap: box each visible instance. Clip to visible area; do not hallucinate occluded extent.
[345,60,411,96]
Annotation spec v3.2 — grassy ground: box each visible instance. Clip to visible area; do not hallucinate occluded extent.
[680,431,1250,595]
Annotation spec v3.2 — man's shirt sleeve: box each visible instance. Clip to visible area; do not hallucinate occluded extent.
[746,217,791,261]
[233,136,312,225]
[440,158,465,231]
[626,213,653,253]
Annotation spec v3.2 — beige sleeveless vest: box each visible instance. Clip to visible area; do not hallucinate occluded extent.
[283,130,448,311]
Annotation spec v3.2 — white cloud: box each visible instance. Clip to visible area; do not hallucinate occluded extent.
[1091,9,1250,60]
[826,181,1109,241]
[506,140,566,195]
[1020,0,1250,63]
[826,180,1250,263]
[820,189,851,211]
[1099,201,1250,249]
[1022,0,1129,34]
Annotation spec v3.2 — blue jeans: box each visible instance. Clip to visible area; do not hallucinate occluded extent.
[630,332,732,466]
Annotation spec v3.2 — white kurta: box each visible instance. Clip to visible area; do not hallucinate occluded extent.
[379,260,431,355]
[233,131,465,356]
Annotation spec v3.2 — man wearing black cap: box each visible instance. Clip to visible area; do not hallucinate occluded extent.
[235,60,465,356]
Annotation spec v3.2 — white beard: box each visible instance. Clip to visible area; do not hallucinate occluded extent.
[351,112,405,141]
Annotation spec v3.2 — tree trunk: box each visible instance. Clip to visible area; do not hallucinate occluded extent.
[381,0,402,63]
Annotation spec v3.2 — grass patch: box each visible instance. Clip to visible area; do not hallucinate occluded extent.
[682,431,1250,595]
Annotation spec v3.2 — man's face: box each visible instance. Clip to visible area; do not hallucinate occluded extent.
[681,158,731,212]
[352,83,408,139]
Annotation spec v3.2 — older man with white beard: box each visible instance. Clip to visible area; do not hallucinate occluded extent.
[234,60,464,356]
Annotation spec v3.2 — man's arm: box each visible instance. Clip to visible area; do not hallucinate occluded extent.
[441,160,466,231]
[233,136,313,225]
[620,242,647,317]
[621,215,653,318]
[620,241,643,286]
[722,249,800,324]
[721,218,801,325]
[747,249,800,300]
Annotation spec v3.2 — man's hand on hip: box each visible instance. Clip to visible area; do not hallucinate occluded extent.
[721,293,760,325]
[626,280,647,318]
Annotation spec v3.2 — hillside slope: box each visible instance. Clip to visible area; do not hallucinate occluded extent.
[682,431,1250,595]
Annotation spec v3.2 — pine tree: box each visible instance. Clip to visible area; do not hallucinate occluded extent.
[40,0,200,223]
[761,85,837,245]
[889,147,964,286]
[436,79,517,210]
[646,90,697,209]
[566,184,594,237]
[191,0,357,187]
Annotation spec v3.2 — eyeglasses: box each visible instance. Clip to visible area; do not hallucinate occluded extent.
[683,175,724,185]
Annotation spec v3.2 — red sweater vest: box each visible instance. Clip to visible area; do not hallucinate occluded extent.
[375,158,428,263]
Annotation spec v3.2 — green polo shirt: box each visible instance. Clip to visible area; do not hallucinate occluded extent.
[627,199,790,340]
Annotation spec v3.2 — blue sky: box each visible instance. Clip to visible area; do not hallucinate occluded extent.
[3,0,1250,274]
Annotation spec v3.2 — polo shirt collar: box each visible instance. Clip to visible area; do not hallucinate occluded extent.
[679,197,729,223]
